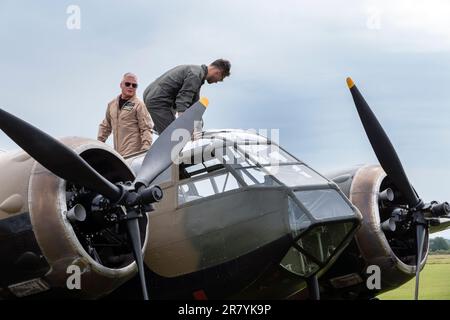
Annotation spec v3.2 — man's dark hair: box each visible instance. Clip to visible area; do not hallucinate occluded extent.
[210,59,231,77]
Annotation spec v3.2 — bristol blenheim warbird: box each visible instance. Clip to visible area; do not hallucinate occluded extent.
[0,79,449,300]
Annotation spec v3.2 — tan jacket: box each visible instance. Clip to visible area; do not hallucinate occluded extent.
[98,95,153,157]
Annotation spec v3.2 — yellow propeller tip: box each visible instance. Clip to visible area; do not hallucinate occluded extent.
[346,77,355,89]
[200,97,209,108]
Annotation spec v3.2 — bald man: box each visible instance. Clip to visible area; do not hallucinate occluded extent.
[98,73,154,157]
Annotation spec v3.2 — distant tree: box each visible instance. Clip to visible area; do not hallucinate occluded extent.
[430,237,450,251]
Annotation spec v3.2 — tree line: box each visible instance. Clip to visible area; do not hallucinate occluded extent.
[430,237,450,253]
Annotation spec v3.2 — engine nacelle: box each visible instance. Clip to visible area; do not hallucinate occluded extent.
[0,137,145,299]
[322,165,428,298]
[350,165,428,289]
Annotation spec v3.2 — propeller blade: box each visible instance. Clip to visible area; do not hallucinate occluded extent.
[127,98,209,299]
[126,217,149,300]
[0,108,122,202]
[346,78,421,208]
[414,223,426,300]
[134,98,209,188]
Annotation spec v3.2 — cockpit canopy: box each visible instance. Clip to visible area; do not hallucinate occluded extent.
[130,130,357,224]
[129,130,361,277]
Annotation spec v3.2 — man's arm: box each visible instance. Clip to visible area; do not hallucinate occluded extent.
[98,104,112,142]
[174,71,202,112]
[136,103,153,151]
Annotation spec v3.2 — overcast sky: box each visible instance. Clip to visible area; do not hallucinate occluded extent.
[1,0,449,238]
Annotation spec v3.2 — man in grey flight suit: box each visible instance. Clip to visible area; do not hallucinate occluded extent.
[143,59,231,134]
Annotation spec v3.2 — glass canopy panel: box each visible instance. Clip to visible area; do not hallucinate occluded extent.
[238,144,298,165]
[215,146,256,167]
[280,247,320,277]
[295,189,355,220]
[288,196,311,238]
[213,172,240,193]
[235,167,280,187]
[264,165,328,187]
[178,172,241,204]
[296,222,355,263]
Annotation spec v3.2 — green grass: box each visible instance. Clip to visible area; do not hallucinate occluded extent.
[378,255,450,300]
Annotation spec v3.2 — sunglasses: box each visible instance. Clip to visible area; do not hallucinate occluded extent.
[124,82,138,88]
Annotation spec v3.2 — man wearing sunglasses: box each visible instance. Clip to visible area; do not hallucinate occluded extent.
[98,73,154,157]
[143,59,231,134]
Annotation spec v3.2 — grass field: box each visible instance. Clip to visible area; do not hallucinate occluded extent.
[378,255,450,300]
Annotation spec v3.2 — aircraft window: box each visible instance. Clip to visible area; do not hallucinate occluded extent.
[265,165,328,187]
[213,172,240,192]
[180,158,225,180]
[211,146,256,167]
[294,189,355,220]
[296,222,355,263]
[178,172,241,204]
[280,247,319,277]
[288,197,311,238]
[186,163,206,174]
[236,167,279,186]
[192,178,215,198]
[179,182,203,203]
[238,144,297,165]
[204,158,221,167]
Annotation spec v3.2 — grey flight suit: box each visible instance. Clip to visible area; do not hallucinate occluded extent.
[143,64,207,134]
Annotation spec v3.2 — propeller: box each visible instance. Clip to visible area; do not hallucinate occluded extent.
[346,77,449,300]
[0,98,209,300]
[125,98,208,299]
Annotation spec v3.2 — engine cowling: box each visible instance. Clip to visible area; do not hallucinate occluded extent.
[0,137,146,299]
[321,164,428,298]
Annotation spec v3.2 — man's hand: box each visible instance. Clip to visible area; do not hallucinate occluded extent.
[175,111,183,119]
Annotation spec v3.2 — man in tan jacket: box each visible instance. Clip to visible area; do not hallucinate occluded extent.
[98,73,154,157]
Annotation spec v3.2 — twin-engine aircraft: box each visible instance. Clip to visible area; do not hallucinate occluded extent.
[0,79,448,300]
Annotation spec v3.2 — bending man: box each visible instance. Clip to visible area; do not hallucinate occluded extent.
[143,59,231,134]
